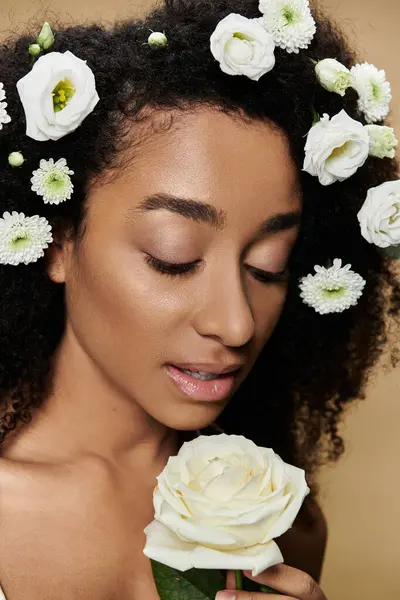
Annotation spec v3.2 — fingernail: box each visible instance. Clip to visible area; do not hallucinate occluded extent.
[215,592,236,600]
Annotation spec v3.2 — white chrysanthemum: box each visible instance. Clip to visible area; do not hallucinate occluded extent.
[0,212,53,266]
[31,158,74,205]
[0,82,11,130]
[351,63,391,123]
[299,259,366,314]
[259,0,316,53]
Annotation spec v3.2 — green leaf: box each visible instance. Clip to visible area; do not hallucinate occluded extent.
[151,560,226,600]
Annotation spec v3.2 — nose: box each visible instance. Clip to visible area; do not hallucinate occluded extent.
[192,267,255,348]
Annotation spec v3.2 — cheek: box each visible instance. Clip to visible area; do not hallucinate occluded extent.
[66,242,192,355]
[252,285,288,345]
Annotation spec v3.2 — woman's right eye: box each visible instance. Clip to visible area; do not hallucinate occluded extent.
[144,254,201,277]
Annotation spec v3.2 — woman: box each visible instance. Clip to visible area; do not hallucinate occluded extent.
[0,0,398,598]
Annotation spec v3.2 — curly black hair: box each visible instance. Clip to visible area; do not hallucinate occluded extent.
[0,0,398,492]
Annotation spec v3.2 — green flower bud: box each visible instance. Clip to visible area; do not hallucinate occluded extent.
[28,43,42,57]
[8,152,25,167]
[148,31,168,48]
[37,22,55,50]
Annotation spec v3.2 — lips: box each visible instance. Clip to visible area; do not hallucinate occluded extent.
[171,363,243,375]
[165,364,240,402]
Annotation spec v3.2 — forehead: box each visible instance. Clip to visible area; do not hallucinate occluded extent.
[92,107,301,222]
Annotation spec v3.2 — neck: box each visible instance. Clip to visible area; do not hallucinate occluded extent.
[2,325,179,469]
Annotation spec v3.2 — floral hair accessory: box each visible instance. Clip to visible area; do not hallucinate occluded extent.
[351,63,391,123]
[28,44,42,58]
[358,180,400,248]
[210,13,275,81]
[303,110,369,186]
[366,125,398,159]
[31,158,74,205]
[259,0,316,54]
[299,259,366,314]
[37,22,55,51]
[148,31,168,48]
[0,82,11,130]
[315,58,352,97]
[16,50,99,141]
[8,152,25,167]
[0,211,53,266]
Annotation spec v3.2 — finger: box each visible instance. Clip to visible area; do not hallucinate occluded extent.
[216,592,297,600]
[243,565,327,600]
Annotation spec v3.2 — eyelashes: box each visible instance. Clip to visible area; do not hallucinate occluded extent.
[144,254,201,276]
[144,254,290,284]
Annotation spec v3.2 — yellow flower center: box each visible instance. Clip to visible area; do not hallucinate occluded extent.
[52,78,75,113]
[327,141,352,162]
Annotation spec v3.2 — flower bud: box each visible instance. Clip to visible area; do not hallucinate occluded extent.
[315,58,352,97]
[28,43,42,57]
[8,152,25,167]
[365,124,398,159]
[37,22,55,50]
[148,31,168,48]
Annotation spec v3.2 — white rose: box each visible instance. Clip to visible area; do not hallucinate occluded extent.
[210,14,275,81]
[16,50,99,142]
[365,124,398,159]
[358,179,400,248]
[315,58,352,96]
[303,109,370,186]
[143,434,309,577]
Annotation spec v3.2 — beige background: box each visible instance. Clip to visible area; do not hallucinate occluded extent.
[0,1,399,598]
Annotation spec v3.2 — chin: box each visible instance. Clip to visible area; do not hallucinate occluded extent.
[158,401,227,433]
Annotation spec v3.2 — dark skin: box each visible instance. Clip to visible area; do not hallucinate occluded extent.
[0,108,327,599]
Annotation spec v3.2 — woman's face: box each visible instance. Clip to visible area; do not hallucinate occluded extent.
[53,108,301,431]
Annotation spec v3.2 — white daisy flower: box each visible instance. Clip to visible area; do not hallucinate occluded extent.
[351,63,392,123]
[0,82,11,130]
[299,259,366,314]
[31,158,74,205]
[0,211,53,266]
[259,0,316,54]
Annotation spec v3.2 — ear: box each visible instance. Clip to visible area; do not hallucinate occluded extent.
[46,234,74,284]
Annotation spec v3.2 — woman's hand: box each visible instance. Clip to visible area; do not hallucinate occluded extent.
[215,565,327,600]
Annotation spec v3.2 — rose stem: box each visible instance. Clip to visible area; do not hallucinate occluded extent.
[234,570,243,590]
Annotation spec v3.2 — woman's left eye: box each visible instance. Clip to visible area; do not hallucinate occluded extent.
[144,254,200,276]
[247,265,290,284]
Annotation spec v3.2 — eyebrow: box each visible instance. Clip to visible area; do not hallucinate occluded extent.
[133,193,301,236]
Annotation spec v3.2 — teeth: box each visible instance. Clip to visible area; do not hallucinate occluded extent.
[181,369,221,381]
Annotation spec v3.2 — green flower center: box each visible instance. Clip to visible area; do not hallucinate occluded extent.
[45,171,68,193]
[282,6,299,25]
[52,78,76,113]
[389,203,400,225]
[233,32,253,42]
[322,287,345,299]
[371,81,383,102]
[11,234,30,249]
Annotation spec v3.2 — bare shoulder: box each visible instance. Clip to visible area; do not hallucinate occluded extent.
[0,455,128,600]
[276,497,328,583]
